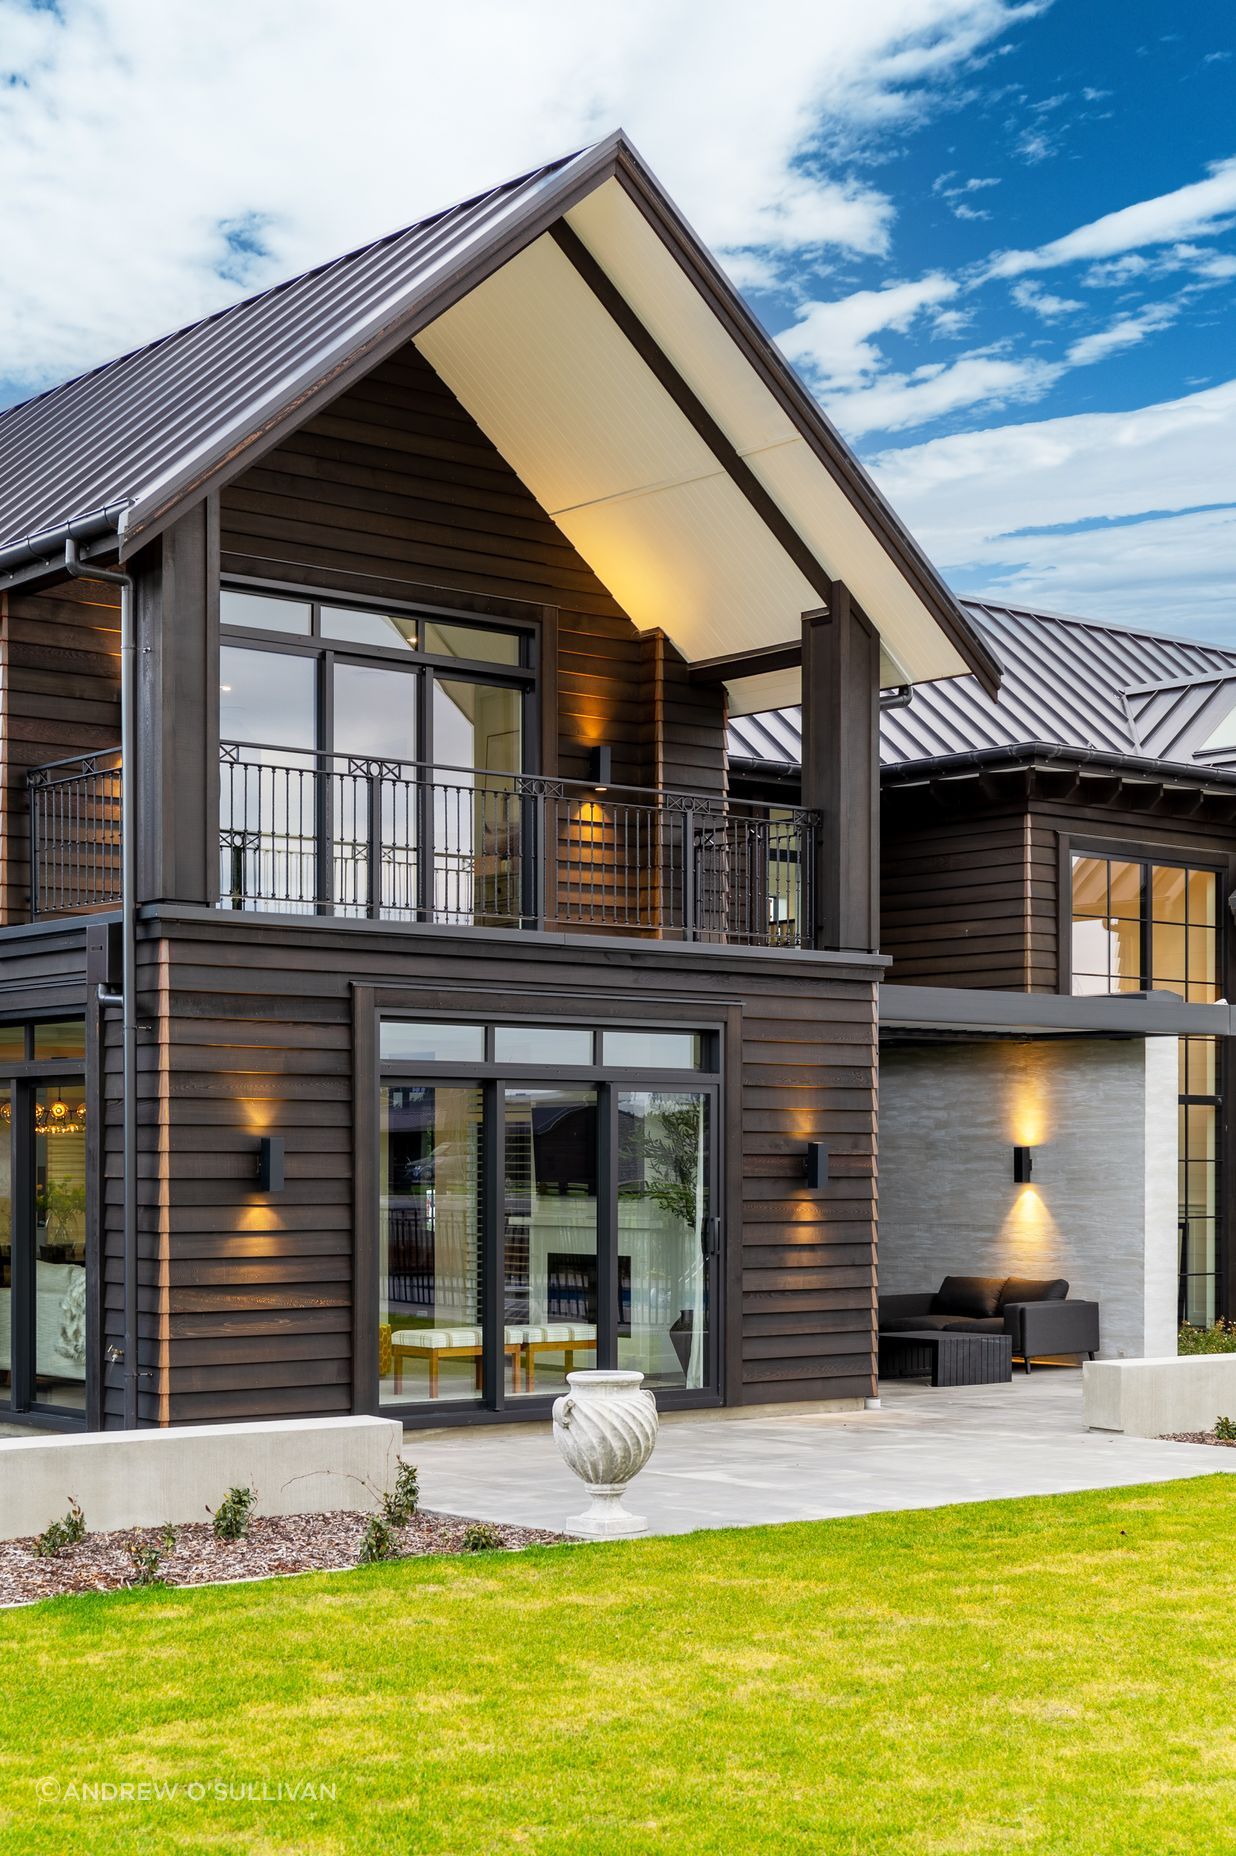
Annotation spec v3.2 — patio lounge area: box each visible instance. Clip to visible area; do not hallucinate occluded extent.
[411,1370,1236,1536]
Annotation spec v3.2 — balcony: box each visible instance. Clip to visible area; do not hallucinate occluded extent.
[28,745,818,949]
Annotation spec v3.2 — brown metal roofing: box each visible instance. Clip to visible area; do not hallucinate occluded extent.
[727,599,1236,772]
[0,130,1000,695]
[0,144,595,557]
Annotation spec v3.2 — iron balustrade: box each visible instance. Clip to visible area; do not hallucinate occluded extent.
[27,751,122,917]
[28,742,818,948]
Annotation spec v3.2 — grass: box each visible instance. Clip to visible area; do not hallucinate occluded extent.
[2,1478,1236,1854]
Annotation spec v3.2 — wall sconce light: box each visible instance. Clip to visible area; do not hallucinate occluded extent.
[256,1135,285,1194]
[588,744,612,792]
[804,1141,828,1191]
[1013,1145,1034,1185]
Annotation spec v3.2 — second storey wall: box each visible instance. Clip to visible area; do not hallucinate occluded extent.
[218,343,726,794]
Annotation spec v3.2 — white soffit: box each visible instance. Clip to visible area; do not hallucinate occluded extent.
[416,235,817,658]
[564,180,970,687]
[416,200,968,683]
[726,667,802,717]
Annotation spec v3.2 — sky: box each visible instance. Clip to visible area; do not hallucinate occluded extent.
[1,0,1234,641]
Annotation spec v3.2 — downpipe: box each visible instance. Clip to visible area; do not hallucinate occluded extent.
[64,538,140,1429]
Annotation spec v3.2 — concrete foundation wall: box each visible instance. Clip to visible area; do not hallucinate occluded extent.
[0,1415,403,1540]
[878,1037,1178,1359]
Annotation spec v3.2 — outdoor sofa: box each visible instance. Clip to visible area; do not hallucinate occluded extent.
[878,1274,1099,1372]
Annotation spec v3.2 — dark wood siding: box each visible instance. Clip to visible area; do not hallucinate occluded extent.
[120,910,877,1425]
[218,343,726,793]
[880,792,1045,990]
[0,582,121,923]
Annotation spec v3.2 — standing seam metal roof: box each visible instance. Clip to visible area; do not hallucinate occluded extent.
[0,148,588,552]
[727,599,1236,771]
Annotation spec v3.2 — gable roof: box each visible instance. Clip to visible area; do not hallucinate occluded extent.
[0,132,998,697]
[728,599,1236,774]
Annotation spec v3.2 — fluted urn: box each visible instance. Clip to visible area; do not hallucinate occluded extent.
[552,1369,659,1536]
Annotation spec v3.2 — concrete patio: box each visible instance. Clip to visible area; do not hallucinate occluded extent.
[411,1369,1236,1536]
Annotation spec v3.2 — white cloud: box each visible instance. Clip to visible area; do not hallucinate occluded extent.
[0,0,1033,394]
[932,171,1001,220]
[986,156,1236,277]
[779,274,959,388]
[870,379,1236,633]
[1084,242,1236,288]
[1011,280,1083,319]
[826,352,1060,436]
[1063,301,1178,366]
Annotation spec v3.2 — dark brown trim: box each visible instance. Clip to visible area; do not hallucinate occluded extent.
[549,221,834,606]
[721,999,743,1404]
[351,984,378,1418]
[689,640,802,685]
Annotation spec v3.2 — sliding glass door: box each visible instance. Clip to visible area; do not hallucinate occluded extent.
[376,1017,722,1415]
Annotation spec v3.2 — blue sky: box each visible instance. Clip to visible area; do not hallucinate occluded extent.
[0,0,1233,640]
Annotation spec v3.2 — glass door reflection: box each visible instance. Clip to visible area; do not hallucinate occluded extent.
[333,661,418,919]
[379,1085,484,1405]
[33,1081,88,1410]
[433,679,523,926]
[503,1087,598,1396]
[618,1092,711,1391]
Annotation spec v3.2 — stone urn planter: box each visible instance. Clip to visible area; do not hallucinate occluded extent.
[552,1369,659,1536]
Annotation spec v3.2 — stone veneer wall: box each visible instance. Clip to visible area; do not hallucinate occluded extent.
[878,1036,1178,1359]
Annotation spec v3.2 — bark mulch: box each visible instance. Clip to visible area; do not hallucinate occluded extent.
[0,1510,569,1607]
[1161,1431,1236,1447]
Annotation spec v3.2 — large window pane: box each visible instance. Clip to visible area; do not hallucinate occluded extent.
[603,1030,702,1070]
[618,1091,710,1390]
[33,1081,87,1410]
[219,648,318,910]
[424,620,521,666]
[333,662,418,918]
[220,590,311,634]
[503,1087,598,1398]
[380,1085,483,1405]
[321,607,418,651]
[432,680,523,927]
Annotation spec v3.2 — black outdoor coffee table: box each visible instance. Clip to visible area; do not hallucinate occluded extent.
[878,1329,1012,1387]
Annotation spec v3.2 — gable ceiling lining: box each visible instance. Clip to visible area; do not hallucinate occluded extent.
[416,188,972,689]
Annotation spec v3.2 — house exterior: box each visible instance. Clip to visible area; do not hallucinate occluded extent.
[0,135,1002,1431]
[732,601,1236,1348]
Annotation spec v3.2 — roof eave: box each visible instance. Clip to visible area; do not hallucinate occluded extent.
[115,134,633,558]
[607,139,1002,699]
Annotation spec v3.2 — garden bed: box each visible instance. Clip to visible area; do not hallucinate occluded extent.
[0,1510,568,1606]
[1161,1430,1236,1447]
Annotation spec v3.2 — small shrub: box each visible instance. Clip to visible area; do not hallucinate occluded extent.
[211,1486,257,1542]
[127,1537,166,1588]
[460,1521,503,1554]
[382,1461,420,1528]
[159,1524,177,1554]
[34,1499,86,1560]
[1215,1415,1236,1442]
[357,1516,398,1565]
[1179,1319,1236,1355]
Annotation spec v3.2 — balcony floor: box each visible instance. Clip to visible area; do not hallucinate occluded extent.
[410,1368,1236,1537]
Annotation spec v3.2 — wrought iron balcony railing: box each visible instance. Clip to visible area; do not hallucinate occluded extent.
[28,744,818,949]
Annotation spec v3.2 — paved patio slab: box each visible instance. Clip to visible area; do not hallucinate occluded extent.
[409,1370,1236,1536]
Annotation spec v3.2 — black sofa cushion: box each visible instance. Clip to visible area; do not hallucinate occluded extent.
[881,1314,1005,1334]
[932,1275,1005,1319]
[999,1276,1068,1308]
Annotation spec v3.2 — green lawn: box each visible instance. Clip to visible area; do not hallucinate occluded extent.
[3,1477,1236,1855]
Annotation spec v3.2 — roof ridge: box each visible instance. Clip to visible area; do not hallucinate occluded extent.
[0,142,593,431]
[961,596,1236,661]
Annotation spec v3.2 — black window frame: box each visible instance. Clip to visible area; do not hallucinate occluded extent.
[374,1012,725,1425]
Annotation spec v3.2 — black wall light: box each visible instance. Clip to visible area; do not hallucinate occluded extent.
[257,1135,286,1194]
[589,744,612,791]
[804,1141,829,1191]
[1012,1145,1034,1185]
